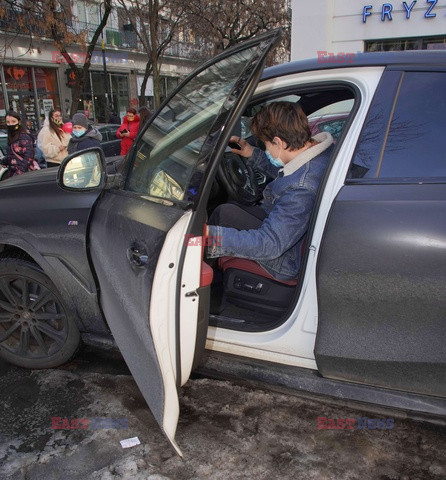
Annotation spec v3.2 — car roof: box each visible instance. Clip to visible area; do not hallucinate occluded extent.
[262,50,446,81]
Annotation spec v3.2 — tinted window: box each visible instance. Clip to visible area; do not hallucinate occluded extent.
[349,70,402,179]
[107,126,118,138]
[379,72,446,178]
[102,130,111,142]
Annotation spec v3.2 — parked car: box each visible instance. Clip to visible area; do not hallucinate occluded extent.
[95,124,121,157]
[0,31,445,454]
[0,130,7,159]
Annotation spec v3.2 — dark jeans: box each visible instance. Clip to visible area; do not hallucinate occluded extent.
[208,202,267,230]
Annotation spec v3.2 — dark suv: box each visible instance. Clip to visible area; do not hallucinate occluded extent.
[0,31,444,453]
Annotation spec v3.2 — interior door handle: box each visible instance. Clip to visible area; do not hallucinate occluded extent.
[127,246,149,266]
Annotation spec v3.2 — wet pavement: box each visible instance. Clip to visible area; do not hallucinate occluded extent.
[1,347,445,479]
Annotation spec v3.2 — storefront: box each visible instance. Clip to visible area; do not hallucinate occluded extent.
[89,71,130,123]
[291,0,446,60]
[0,65,61,132]
[65,69,131,124]
[0,62,132,129]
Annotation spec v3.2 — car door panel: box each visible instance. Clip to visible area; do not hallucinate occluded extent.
[89,192,187,452]
[316,68,446,398]
[316,183,446,397]
[87,30,282,454]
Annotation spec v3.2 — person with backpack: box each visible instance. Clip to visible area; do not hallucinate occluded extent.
[1,110,39,177]
[37,108,70,167]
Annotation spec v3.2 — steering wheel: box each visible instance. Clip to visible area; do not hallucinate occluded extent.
[217,152,260,205]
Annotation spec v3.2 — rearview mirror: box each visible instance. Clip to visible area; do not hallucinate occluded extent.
[57,148,106,191]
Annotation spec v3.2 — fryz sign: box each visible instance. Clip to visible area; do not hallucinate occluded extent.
[362,0,439,22]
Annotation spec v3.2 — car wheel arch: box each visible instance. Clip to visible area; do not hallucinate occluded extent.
[0,241,84,331]
[0,256,81,368]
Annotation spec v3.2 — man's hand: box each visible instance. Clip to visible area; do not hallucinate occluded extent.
[229,136,254,158]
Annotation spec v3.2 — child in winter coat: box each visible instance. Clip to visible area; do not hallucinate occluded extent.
[67,113,102,154]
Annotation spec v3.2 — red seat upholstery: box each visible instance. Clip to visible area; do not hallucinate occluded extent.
[218,256,298,286]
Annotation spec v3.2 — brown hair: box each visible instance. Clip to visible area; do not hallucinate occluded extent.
[250,101,311,151]
[126,107,137,115]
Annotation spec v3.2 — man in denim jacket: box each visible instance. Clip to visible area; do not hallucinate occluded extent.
[207,102,334,281]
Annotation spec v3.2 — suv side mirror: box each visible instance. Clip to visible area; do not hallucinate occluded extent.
[57,148,106,191]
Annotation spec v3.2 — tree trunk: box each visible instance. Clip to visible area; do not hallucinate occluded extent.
[139,60,153,107]
[149,0,162,109]
[152,56,161,108]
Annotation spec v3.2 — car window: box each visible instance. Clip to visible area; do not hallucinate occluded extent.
[243,93,354,147]
[100,129,109,142]
[0,136,7,159]
[125,44,264,205]
[308,99,354,118]
[379,71,446,179]
[308,100,353,141]
[350,71,446,180]
[107,126,118,138]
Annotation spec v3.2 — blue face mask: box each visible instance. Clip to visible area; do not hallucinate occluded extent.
[73,129,85,138]
[265,150,284,168]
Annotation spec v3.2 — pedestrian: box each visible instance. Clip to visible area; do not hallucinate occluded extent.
[1,110,40,177]
[67,113,102,154]
[108,111,121,125]
[37,108,70,167]
[137,106,152,134]
[116,107,140,155]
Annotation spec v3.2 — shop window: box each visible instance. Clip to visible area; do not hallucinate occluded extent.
[365,35,446,52]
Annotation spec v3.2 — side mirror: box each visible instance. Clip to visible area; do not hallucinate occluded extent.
[57,148,106,191]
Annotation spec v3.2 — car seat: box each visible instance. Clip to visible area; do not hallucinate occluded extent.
[218,257,297,316]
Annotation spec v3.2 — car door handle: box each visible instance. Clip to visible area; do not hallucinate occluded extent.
[127,246,149,267]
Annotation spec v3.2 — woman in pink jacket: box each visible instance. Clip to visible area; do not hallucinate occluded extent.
[116,108,140,156]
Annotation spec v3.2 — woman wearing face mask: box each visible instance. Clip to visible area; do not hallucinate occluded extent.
[1,110,38,177]
[206,101,334,281]
[37,108,71,167]
[67,113,102,154]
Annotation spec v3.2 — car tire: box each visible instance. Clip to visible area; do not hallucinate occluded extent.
[0,257,80,368]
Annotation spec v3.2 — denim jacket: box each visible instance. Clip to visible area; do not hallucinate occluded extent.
[208,132,334,281]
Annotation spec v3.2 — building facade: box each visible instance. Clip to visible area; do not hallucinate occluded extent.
[291,0,446,61]
[0,2,205,131]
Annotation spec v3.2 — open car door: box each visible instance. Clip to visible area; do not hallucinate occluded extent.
[87,30,281,455]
